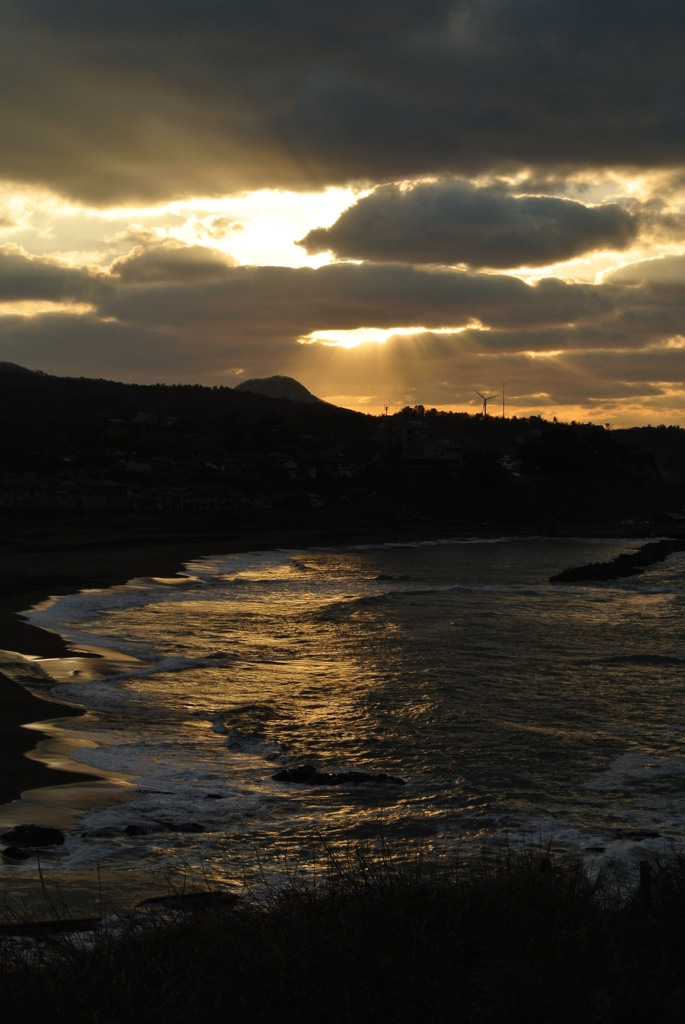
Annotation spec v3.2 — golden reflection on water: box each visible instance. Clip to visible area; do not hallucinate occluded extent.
[9,540,685,883]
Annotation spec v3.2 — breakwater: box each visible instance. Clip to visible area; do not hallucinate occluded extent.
[550,538,685,583]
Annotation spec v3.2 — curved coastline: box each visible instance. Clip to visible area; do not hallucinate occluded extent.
[0,520,672,821]
[1,524,684,952]
[0,523,483,816]
[0,536,250,812]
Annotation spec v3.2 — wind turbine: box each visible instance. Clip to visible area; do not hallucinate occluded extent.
[475,390,498,417]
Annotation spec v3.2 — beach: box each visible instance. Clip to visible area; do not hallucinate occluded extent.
[0,514,669,809]
[0,672,93,801]
[1,515,680,879]
[1,518,684,933]
[0,513,493,808]
[0,528,231,804]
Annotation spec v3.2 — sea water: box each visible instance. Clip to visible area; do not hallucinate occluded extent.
[8,538,685,883]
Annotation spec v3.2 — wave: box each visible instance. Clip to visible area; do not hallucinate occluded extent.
[21,579,207,634]
[51,655,214,706]
[584,753,685,792]
[603,654,685,666]
[311,582,559,617]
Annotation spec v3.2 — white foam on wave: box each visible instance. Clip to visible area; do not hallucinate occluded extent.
[57,741,321,873]
[34,653,213,708]
[22,580,205,655]
[205,713,229,735]
[584,752,685,792]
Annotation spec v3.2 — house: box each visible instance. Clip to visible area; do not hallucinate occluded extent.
[376,417,425,451]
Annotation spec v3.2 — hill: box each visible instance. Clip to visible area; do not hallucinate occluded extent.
[234,375,321,403]
[0,365,369,476]
[0,365,683,535]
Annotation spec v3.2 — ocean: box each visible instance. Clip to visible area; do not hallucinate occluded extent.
[5,537,685,885]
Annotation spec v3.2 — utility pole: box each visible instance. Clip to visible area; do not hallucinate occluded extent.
[503,383,505,419]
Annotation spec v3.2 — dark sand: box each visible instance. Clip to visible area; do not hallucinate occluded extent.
[0,671,99,799]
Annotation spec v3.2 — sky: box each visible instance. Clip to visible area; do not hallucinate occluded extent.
[1,1,685,422]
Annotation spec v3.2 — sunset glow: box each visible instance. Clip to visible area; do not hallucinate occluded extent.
[0,4,683,425]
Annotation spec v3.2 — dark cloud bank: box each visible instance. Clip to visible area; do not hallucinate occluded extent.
[2,1,684,416]
[2,0,685,201]
[1,243,684,413]
[299,182,638,268]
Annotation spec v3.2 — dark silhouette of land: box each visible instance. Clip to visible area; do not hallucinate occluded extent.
[234,374,321,402]
[0,363,683,533]
[0,362,684,804]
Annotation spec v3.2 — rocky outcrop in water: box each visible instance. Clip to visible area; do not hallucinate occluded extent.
[2,846,30,861]
[0,825,65,847]
[549,539,685,583]
[273,764,405,786]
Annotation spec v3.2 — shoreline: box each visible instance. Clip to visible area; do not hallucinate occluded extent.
[0,671,102,803]
[0,519,670,821]
[0,521,478,813]
[4,518,622,660]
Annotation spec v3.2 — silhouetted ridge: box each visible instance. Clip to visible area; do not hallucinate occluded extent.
[0,365,683,531]
[234,375,320,403]
[0,362,38,374]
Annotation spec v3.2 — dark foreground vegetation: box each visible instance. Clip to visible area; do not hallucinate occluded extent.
[3,849,685,1023]
[550,537,685,582]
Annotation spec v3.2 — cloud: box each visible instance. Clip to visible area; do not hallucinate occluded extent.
[97,260,614,343]
[1,1,685,202]
[0,240,682,421]
[1,240,682,355]
[625,199,685,244]
[606,253,685,285]
[0,244,104,302]
[199,216,244,240]
[110,241,237,283]
[298,181,638,268]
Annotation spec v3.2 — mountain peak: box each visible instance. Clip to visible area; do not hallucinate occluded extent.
[234,375,321,403]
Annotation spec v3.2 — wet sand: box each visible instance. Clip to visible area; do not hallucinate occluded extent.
[0,534,247,806]
[0,671,100,803]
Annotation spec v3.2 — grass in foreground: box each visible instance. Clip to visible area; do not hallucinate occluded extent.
[1,845,685,1023]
